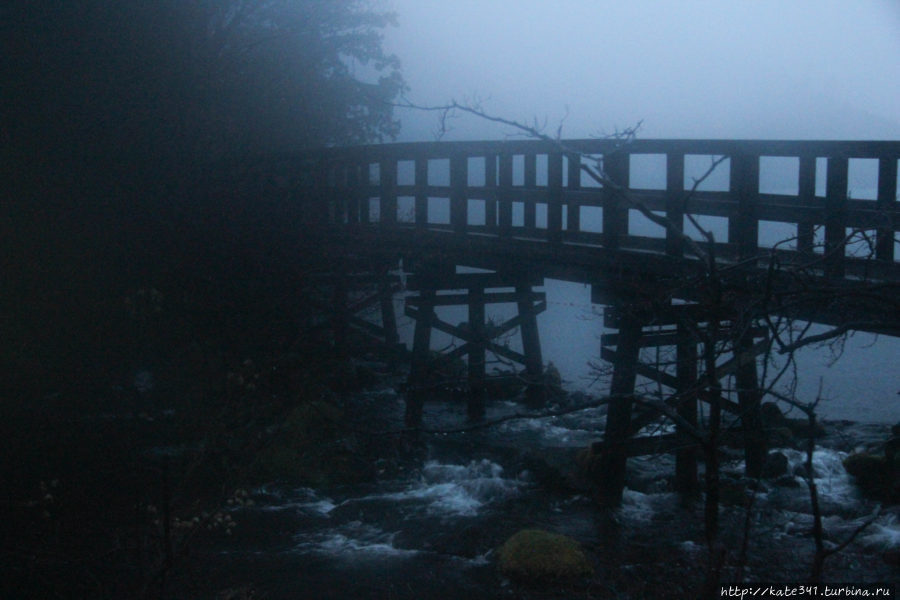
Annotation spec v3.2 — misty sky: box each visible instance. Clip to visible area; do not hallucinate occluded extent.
[381,0,900,141]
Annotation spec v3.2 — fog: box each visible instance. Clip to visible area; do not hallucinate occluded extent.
[383,0,900,141]
[380,1,900,421]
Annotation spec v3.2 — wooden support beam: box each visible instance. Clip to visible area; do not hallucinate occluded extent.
[467,286,487,420]
[380,158,397,225]
[499,153,514,236]
[379,277,399,347]
[406,271,543,291]
[406,288,435,427]
[332,274,349,358]
[598,313,642,507]
[734,327,766,478]
[407,290,546,307]
[484,153,498,231]
[675,324,699,495]
[518,283,545,407]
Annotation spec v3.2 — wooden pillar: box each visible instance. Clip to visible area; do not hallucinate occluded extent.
[378,275,399,347]
[599,311,642,507]
[665,152,686,257]
[876,157,897,262]
[467,286,487,420]
[734,327,766,479]
[347,163,361,224]
[797,155,816,255]
[824,156,848,278]
[675,323,699,496]
[517,283,544,408]
[406,288,435,427]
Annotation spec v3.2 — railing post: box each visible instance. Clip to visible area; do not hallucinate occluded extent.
[824,156,848,278]
[603,151,629,250]
[797,155,816,254]
[729,152,760,259]
[498,153,513,237]
[876,156,897,262]
[675,322,698,496]
[524,153,537,231]
[484,154,498,232]
[666,152,686,257]
[380,157,397,226]
[360,163,372,224]
[547,151,563,243]
[467,285,487,420]
[415,157,428,229]
[450,152,467,234]
[566,153,581,232]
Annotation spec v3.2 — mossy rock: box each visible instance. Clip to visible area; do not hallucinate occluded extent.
[498,529,593,580]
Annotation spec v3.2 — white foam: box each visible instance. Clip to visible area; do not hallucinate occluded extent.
[294,521,417,558]
[861,514,900,550]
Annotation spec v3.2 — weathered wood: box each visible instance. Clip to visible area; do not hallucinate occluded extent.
[797,155,816,254]
[406,288,435,427]
[666,153,686,257]
[379,276,399,347]
[467,286,487,420]
[524,153,537,230]
[824,156,848,278]
[498,153,513,236]
[729,153,760,258]
[567,153,581,231]
[406,290,546,306]
[603,152,630,250]
[876,157,897,262]
[548,152,564,243]
[484,153,498,231]
[450,153,468,234]
[598,312,642,507]
[380,158,397,225]
[675,323,699,495]
[518,282,545,407]
[415,157,428,228]
[734,325,766,479]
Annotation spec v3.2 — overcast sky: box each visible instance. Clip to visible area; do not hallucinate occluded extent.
[381,0,900,141]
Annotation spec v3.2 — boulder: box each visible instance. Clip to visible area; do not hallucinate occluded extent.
[761,451,789,479]
[498,529,593,580]
[843,452,899,503]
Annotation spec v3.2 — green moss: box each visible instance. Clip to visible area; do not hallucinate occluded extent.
[498,529,593,580]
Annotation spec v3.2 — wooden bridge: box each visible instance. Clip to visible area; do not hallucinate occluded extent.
[272,137,899,504]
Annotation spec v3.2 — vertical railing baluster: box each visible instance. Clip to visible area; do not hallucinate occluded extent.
[499,153,513,237]
[797,155,816,254]
[450,153,467,234]
[567,153,581,232]
[359,162,372,224]
[824,156,848,278]
[548,152,563,243]
[524,153,537,231]
[415,157,428,229]
[484,154,497,232]
[876,156,897,262]
[729,153,760,259]
[665,153,686,257]
[603,151,629,250]
[346,162,360,225]
[380,157,397,225]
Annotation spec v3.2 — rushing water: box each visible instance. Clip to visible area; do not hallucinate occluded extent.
[201,386,899,599]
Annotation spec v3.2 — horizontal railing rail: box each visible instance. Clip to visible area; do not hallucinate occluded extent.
[285,138,899,280]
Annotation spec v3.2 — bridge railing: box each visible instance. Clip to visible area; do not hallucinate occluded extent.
[300,139,899,278]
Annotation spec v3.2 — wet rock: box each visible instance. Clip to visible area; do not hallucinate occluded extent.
[843,452,900,503]
[498,529,593,580]
[762,451,789,479]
